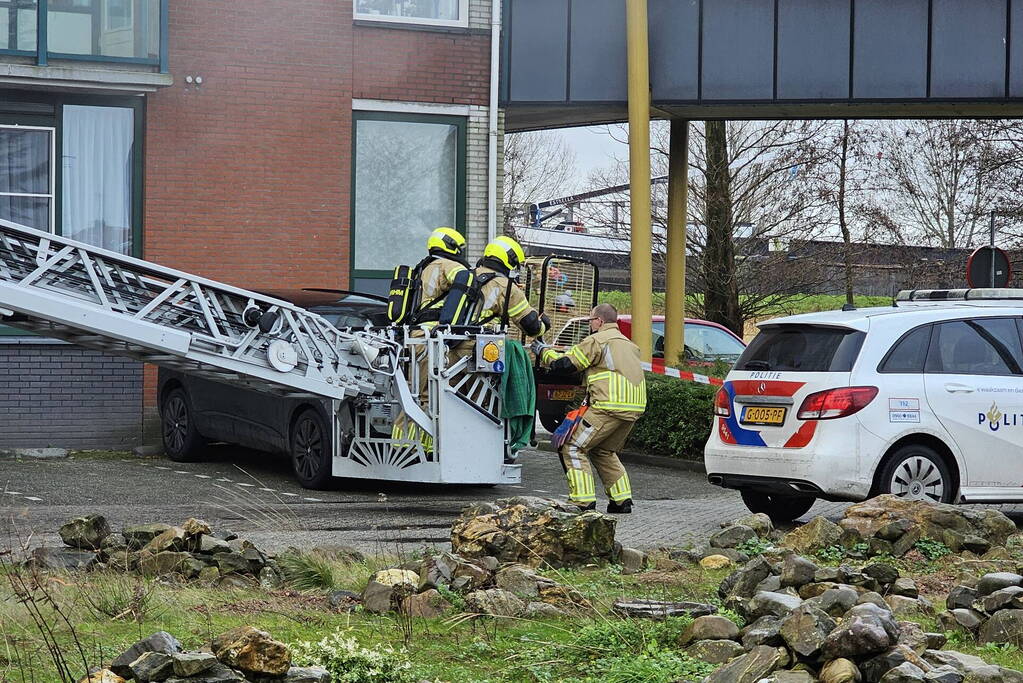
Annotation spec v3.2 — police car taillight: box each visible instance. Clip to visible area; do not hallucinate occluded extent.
[714,388,730,417]
[797,386,878,420]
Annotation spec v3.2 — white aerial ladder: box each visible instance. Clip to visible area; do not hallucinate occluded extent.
[0,219,520,486]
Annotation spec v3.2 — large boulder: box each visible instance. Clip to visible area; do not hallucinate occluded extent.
[778,603,836,658]
[362,569,419,614]
[978,609,1023,647]
[679,615,740,645]
[820,658,863,683]
[747,591,803,621]
[26,547,96,572]
[211,626,290,676]
[703,645,789,683]
[685,638,745,665]
[822,603,900,659]
[401,589,453,618]
[464,588,526,617]
[110,632,182,677]
[719,556,774,601]
[838,496,1016,552]
[783,516,844,553]
[122,523,173,550]
[450,497,616,567]
[59,515,111,550]
[710,524,757,549]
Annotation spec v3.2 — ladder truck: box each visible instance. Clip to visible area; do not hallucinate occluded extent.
[0,220,520,487]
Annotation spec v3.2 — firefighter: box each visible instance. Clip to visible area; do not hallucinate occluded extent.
[413,226,470,324]
[392,226,470,451]
[473,236,550,337]
[532,303,645,513]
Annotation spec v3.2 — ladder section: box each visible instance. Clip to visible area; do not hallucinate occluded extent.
[0,220,397,400]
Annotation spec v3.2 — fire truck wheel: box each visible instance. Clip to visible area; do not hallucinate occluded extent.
[161,387,207,462]
[291,408,333,490]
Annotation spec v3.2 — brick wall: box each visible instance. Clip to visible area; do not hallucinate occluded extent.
[0,343,142,450]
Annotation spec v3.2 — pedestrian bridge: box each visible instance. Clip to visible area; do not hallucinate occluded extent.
[502,0,1023,130]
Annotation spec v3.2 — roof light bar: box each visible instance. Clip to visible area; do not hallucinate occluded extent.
[896,288,1023,302]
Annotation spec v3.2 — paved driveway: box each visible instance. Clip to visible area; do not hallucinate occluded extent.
[2,446,1019,554]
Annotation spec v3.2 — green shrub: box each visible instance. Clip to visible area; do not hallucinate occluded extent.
[736,537,772,557]
[627,373,716,460]
[290,630,416,683]
[914,538,952,561]
[585,647,714,683]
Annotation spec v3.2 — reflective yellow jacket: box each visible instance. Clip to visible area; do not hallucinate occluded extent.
[541,322,647,419]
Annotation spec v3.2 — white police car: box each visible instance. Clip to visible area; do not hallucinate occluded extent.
[705,289,1023,522]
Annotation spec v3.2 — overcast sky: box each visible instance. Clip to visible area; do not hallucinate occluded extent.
[554,125,628,183]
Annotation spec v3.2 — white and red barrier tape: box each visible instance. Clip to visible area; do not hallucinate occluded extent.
[641,359,724,386]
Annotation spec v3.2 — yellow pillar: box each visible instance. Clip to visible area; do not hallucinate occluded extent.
[663,119,688,366]
[626,0,652,361]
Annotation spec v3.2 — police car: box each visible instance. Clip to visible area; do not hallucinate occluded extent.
[705,289,1023,522]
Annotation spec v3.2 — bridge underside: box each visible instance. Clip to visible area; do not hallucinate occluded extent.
[503,0,1023,132]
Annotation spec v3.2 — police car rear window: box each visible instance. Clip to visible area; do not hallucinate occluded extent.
[735,325,865,372]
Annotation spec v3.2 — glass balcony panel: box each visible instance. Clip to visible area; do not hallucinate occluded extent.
[48,0,158,60]
[0,2,38,52]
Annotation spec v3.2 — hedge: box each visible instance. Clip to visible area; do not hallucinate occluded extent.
[626,373,717,461]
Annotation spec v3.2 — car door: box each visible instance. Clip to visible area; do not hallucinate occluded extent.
[922,316,1023,489]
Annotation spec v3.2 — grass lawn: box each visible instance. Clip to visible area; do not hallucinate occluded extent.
[3,545,1022,683]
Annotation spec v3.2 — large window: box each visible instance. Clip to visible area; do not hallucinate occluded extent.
[352,110,465,291]
[62,104,134,254]
[354,0,467,27]
[0,125,54,231]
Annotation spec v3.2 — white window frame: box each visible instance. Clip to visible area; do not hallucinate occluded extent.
[0,124,56,233]
[354,0,468,29]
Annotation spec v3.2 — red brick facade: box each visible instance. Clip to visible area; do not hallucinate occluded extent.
[140,1,492,423]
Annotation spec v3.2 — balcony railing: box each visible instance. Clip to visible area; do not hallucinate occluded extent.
[0,0,167,72]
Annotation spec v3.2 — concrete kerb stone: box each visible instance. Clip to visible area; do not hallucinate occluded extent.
[0,448,68,460]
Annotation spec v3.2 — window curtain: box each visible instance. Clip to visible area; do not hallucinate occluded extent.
[62,104,134,254]
[0,127,50,230]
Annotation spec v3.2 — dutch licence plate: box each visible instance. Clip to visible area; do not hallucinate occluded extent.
[741,406,787,426]
[552,389,577,401]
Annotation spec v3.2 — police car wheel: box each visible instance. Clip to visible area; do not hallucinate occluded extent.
[161,388,206,462]
[878,445,954,504]
[740,490,815,524]
[291,408,332,490]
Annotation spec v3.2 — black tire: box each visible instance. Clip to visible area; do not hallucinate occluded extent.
[291,408,332,490]
[876,444,955,504]
[538,411,564,433]
[740,490,816,524]
[161,387,206,462]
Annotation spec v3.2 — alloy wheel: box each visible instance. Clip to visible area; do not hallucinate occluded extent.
[890,455,945,502]
[163,396,188,454]
[293,416,323,480]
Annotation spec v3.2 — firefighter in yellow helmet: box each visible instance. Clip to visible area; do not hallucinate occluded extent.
[413,227,469,325]
[473,236,550,337]
[392,227,469,451]
[532,303,645,513]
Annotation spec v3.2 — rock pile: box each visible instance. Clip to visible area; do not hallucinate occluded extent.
[361,550,592,619]
[831,495,1017,557]
[450,497,618,568]
[29,515,282,588]
[669,550,1023,682]
[82,627,328,682]
[938,571,1023,648]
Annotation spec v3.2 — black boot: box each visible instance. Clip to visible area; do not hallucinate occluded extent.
[576,501,596,512]
[606,498,633,514]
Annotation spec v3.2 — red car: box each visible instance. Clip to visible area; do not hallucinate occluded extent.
[535,315,747,432]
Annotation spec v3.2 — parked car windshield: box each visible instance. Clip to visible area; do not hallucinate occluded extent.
[735,324,865,372]
[652,322,745,362]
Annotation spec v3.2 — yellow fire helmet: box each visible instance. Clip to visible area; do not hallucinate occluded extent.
[483,235,526,271]
[426,226,466,256]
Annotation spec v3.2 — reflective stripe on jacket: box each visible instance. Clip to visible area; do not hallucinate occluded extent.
[542,322,646,419]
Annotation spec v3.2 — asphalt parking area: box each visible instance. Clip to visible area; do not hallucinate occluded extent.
[3,445,1021,553]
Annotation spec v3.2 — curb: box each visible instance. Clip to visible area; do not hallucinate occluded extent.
[533,439,706,473]
[0,447,69,459]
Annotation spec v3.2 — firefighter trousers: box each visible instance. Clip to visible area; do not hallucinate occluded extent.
[559,408,636,505]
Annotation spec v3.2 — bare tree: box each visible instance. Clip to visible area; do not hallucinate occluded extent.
[865,120,1008,249]
[575,120,839,334]
[502,130,579,236]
